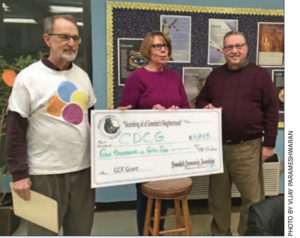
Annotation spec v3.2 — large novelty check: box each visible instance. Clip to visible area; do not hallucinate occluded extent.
[91,109,223,188]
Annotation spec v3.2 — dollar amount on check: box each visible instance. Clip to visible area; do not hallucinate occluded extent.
[91,109,223,187]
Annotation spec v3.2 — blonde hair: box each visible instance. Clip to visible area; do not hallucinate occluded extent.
[139,31,172,60]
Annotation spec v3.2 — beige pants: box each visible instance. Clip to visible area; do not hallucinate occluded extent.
[209,138,265,236]
[28,168,95,236]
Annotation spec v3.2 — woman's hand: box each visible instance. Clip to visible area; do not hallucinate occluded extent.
[111,105,132,110]
[152,104,166,110]
[169,105,179,110]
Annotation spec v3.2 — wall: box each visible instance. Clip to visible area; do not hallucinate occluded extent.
[91,0,284,202]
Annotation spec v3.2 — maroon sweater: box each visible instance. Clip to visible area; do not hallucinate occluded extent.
[120,67,190,109]
[195,63,278,147]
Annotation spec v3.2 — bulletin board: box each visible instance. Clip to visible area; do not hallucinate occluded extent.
[106,1,284,128]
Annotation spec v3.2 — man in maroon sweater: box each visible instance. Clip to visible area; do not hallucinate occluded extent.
[196,31,278,236]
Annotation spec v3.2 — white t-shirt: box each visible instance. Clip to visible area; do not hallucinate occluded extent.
[8,61,97,175]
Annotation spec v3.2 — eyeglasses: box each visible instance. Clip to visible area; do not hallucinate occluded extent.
[152,44,169,50]
[223,43,246,51]
[48,34,82,44]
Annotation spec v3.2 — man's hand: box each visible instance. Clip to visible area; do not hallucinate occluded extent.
[152,104,166,110]
[12,178,32,201]
[261,146,275,163]
[204,103,222,110]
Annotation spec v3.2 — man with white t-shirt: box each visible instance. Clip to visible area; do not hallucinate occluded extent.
[5,14,96,235]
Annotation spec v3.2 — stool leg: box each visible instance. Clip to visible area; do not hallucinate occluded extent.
[153,199,161,236]
[182,197,192,236]
[143,197,153,236]
[174,199,182,236]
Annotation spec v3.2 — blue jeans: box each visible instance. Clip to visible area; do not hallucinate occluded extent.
[136,183,169,236]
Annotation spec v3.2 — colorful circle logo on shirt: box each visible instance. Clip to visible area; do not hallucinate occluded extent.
[47,81,88,125]
[58,81,77,102]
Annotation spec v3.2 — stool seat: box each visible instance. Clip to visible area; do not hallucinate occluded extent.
[141,178,193,236]
[141,178,193,199]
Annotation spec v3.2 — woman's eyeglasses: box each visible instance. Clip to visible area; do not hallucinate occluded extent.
[152,44,169,50]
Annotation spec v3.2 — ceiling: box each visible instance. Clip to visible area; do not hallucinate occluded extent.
[2,0,83,24]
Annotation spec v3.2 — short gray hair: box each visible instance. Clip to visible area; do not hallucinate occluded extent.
[223,31,246,46]
[44,14,78,34]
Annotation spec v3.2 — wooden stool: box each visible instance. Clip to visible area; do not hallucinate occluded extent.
[141,178,193,236]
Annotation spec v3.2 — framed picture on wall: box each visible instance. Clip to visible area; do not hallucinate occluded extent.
[160,15,191,63]
[182,67,212,108]
[256,22,284,67]
[117,38,146,86]
[208,19,238,65]
[272,69,284,113]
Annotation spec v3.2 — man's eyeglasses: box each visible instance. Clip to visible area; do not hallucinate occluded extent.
[223,43,246,51]
[152,44,169,50]
[48,34,82,44]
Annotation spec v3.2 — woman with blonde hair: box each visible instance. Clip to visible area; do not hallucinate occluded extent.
[120,31,190,235]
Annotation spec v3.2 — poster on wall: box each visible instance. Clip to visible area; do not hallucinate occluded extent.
[256,22,284,67]
[182,67,212,108]
[272,70,284,112]
[208,19,238,65]
[118,38,147,86]
[160,15,191,63]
